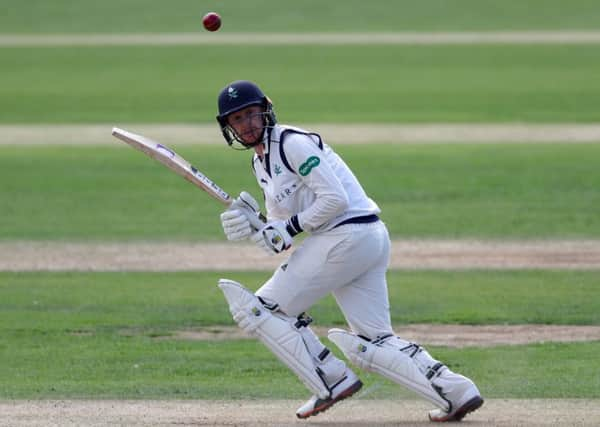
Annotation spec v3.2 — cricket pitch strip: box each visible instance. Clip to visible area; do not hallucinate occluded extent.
[2,399,599,426]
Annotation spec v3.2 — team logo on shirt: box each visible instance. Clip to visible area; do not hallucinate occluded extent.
[274,164,282,175]
[299,156,320,176]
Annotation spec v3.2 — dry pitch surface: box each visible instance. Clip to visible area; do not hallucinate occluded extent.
[2,240,600,271]
[2,399,600,426]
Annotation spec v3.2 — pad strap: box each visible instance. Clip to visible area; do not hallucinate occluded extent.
[329,328,450,411]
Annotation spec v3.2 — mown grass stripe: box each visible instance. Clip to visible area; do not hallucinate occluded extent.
[3,32,600,47]
[3,124,600,145]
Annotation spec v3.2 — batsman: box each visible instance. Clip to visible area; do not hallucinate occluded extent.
[215,80,484,422]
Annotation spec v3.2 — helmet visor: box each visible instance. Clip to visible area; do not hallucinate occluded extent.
[225,107,271,148]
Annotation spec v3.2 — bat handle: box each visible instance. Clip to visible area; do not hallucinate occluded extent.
[224,196,266,229]
[247,211,267,231]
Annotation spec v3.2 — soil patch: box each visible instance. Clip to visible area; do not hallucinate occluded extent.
[2,240,599,271]
[165,324,600,348]
[1,399,599,426]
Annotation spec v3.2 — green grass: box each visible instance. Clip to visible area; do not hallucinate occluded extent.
[1,270,599,399]
[1,144,599,240]
[2,271,599,329]
[2,0,600,33]
[3,0,599,405]
[3,334,599,399]
[2,45,600,123]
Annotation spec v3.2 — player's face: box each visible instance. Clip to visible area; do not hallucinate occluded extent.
[227,105,265,145]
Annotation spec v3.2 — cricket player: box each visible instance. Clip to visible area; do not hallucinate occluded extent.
[215,80,483,422]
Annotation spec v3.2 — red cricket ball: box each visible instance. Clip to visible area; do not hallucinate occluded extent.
[202,12,221,32]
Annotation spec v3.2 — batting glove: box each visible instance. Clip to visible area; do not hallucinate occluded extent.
[220,191,265,241]
[251,220,294,256]
[221,209,253,241]
[230,191,265,231]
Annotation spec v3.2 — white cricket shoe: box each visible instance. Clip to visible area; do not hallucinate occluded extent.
[295,369,363,419]
[428,370,483,422]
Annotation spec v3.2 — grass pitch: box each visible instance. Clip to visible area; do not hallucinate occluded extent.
[2,45,600,123]
[2,0,600,33]
[1,144,599,240]
[1,270,599,399]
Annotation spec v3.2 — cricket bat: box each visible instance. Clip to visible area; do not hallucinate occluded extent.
[111,127,265,225]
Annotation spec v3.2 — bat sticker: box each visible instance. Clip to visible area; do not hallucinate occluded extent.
[156,144,175,159]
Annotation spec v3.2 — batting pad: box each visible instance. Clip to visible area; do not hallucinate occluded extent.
[328,328,450,410]
[218,279,330,399]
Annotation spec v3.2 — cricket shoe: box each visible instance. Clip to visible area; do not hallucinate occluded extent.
[428,371,484,422]
[296,370,363,419]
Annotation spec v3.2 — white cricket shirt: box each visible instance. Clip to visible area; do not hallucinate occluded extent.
[252,124,380,234]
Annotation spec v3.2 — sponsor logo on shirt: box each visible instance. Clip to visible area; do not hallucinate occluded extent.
[299,156,320,176]
[274,184,298,203]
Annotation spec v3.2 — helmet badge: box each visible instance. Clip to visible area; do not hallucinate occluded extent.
[227,87,239,99]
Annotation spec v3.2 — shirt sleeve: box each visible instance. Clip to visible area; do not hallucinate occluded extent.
[282,134,349,231]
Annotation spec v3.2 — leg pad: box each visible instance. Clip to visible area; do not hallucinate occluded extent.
[219,278,331,398]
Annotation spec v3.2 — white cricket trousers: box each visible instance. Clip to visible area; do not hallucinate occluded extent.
[256,220,393,340]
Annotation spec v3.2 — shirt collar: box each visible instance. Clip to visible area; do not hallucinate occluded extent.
[260,125,277,155]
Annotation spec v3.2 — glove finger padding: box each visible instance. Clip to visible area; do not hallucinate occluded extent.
[231,191,264,231]
[224,223,252,241]
[220,209,253,241]
[237,191,260,212]
[221,210,249,226]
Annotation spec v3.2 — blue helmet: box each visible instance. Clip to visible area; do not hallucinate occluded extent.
[216,80,276,148]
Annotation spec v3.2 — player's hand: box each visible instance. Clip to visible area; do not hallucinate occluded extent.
[251,220,293,255]
[220,209,253,241]
[230,191,265,231]
[220,192,265,241]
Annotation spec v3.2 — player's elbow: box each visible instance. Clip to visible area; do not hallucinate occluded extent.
[327,191,349,217]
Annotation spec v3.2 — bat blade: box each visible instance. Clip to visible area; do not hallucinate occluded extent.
[112,127,232,206]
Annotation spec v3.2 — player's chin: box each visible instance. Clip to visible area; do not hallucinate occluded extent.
[240,134,261,147]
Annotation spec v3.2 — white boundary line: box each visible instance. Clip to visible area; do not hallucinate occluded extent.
[2,31,600,46]
[2,123,600,145]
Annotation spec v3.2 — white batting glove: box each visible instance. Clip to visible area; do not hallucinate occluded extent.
[251,220,294,256]
[230,191,265,231]
[220,209,253,241]
[220,191,265,241]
